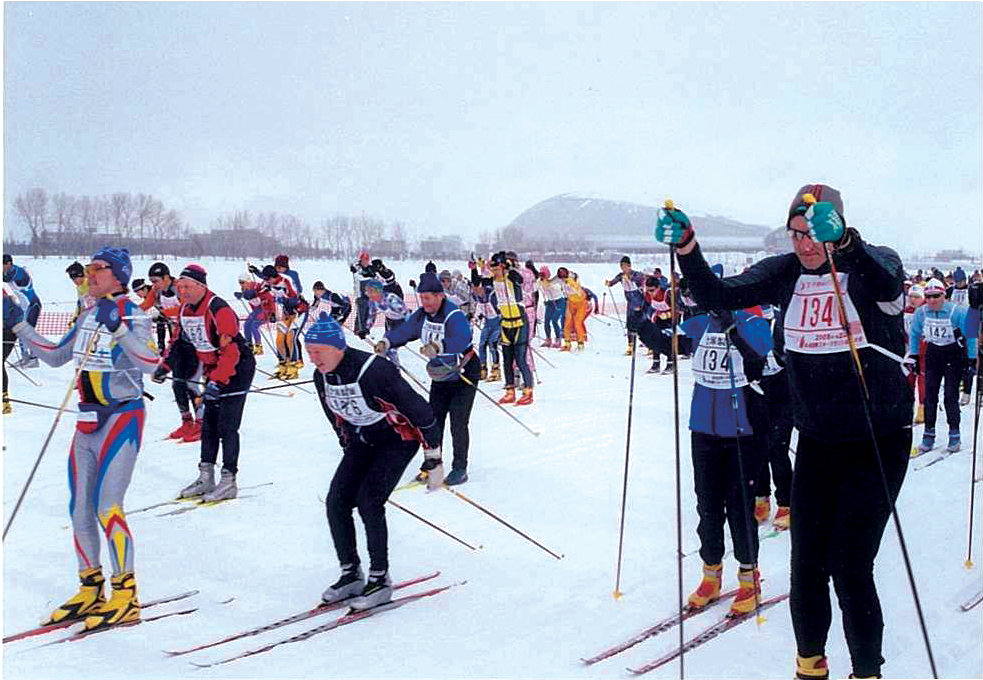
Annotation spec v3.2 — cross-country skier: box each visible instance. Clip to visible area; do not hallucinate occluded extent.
[604,255,646,356]
[375,271,480,485]
[3,253,42,368]
[658,184,912,680]
[907,277,978,453]
[166,264,257,502]
[309,313,441,610]
[537,266,565,348]
[363,279,409,365]
[234,271,276,355]
[4,247,158,631]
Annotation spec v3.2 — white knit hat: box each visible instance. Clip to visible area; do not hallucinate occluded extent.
[924,278,945,295]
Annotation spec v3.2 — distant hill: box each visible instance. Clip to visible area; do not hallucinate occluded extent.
[508,193,773,252]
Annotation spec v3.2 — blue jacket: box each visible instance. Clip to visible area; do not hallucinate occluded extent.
[681,310,773,437]
[384,298,473,380]
[908,301,978,359]
[3,264,40,308]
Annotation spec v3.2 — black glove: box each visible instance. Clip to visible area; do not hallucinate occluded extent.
[349,264,357,273]
[151,365,170,384]
[903,353,920,376]
[248,264,261,277]
[233,291,243,299]
[355,329,368,340]
[371,258,384,272]
[409,279,416,289]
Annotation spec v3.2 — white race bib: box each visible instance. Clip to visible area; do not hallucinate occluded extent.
[923,315,955,346]
[74,315,115,371]
[950,288,969,307]
[421,319,445,348]
[181,315,218,352]
[693,332,748,389]
[784,273,869,354]
[324,356,386,427]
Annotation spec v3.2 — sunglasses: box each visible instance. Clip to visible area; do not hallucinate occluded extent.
[925,293,943,299]
[86,263,112,276]
[786,228,814,243]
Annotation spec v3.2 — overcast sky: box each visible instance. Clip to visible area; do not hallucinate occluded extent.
[3,2,981,254]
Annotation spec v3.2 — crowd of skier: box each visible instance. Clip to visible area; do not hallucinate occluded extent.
[2,182,982,678]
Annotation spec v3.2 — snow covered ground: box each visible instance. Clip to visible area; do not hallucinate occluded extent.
[3,256,982,680]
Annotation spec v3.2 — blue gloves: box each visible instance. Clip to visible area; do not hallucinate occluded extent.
[242,289,257,300]
[233,291,243,299]
[804,201,846,243]
[203,381,222,401]
[94,298,123,332]
[654,202,695,247]
[3,294,24,328]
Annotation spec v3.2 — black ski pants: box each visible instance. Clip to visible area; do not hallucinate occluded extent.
[756,370,794,507]
[429,354,480,472]
[923,343,963,433]
[169,337,202,417]
[790,428,909,679]
[3,325,15,393]
[326,437,417,573]
[200,349,255,475]
[691,431,762,566]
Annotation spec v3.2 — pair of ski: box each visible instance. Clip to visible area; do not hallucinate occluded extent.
[3,590,201,645]
[914,446,960,471]
[582,589,789,675]
[126,482,275,517]
[166,571,458,668]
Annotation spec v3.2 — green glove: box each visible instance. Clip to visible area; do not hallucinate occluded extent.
[654,201,695,247]
[804,201,845,243]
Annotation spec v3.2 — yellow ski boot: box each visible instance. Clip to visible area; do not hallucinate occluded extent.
[42,567,105,625]
[83,571,140,632]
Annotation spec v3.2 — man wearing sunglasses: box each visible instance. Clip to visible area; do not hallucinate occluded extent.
[657,184,911,680]
[3,246,159,632]
[907,278,977,454]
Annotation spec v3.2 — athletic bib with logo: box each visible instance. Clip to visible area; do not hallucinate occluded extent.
[180,315,219,352]
[74,315,116,371]
[421,319,445,348]
[784,273,868,354]
[923,315,956,346]
[324,356,386,427]
[693,332,748,389]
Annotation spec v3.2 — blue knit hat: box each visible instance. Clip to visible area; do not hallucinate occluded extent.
[363,279,384,293]
[417,272,443,294]
[91,246,133,286]
[304,312,346,349]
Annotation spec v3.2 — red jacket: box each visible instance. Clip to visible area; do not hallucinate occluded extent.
[169,290,244,384]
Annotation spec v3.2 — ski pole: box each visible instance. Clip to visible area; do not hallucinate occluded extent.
[669,242,686,679]
[352,333,431,397]
[158,375,301,397]
[3,328,99,541]
[817,213,937,677]
[966,322,982,569]
[405,345,540,437]
[613,331,638,600]
[441,486,563,560]
[237,299,280,363]
[527,342,557,369]
[6,360,42,386]
[386,498,481,551]
[7,398,78,414]
[587,313,613,327]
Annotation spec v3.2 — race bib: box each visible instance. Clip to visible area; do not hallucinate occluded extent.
[181,315,218,352]
[74,316,115,371]
[421,319,445,348]
[923,315,955,346]
[693,332,748,389]
[323,357,386,427]
[785,274,868,354]
[950,288,969,307]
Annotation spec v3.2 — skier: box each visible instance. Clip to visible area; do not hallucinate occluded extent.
[145,261,180,353]
[375,271,480,485]
[363,279,410,364]
[3,292,17,414]
[309,313,440,610]
[166,264,257,502]
[255,264,302,379]
[350,252,383,339]
[471,252,534,405]
[604,255,646,356]
[907,277,978,453]
[66,260,96,328]
[3,253,42,368]
[472,277,502,381]
[4,247,158,631]
[677,304,772,617]
[274,254,306,367]
[557,267,587,351]
[233,271,275,355]
[658,184,913,680]
[538,266,566,348]
[308,281,352,325]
